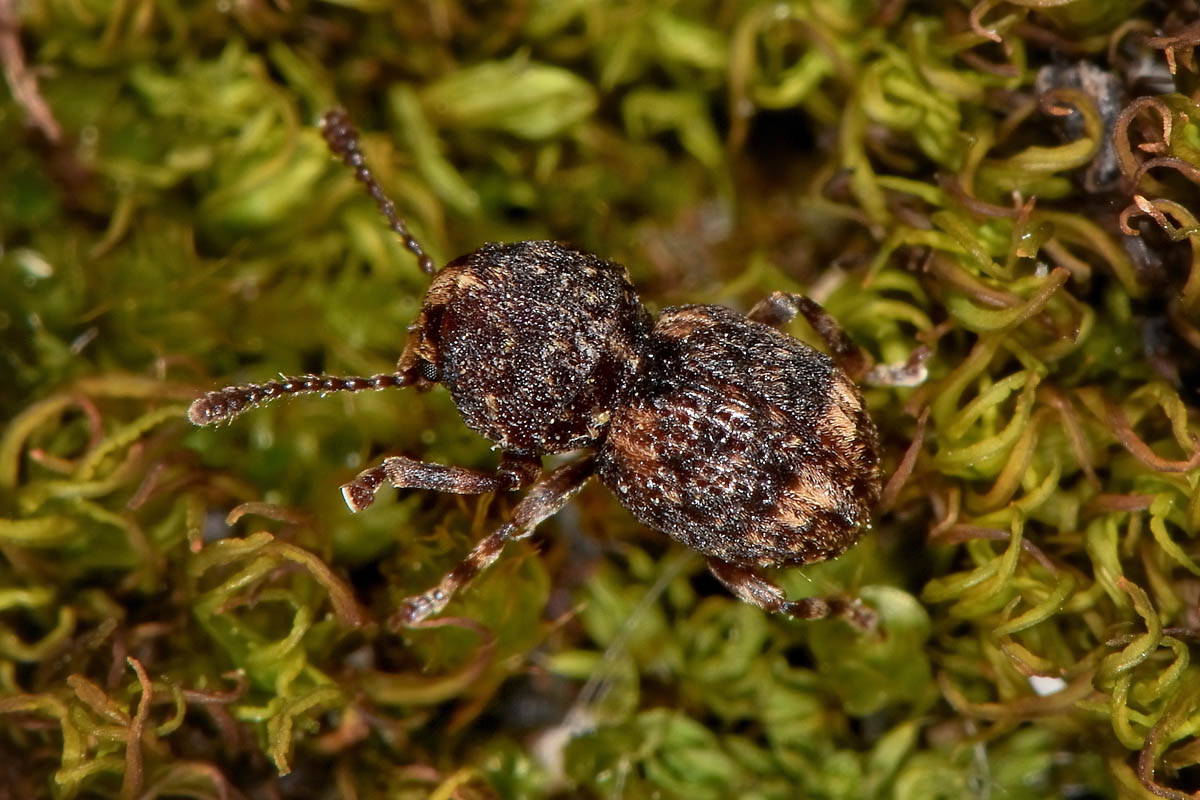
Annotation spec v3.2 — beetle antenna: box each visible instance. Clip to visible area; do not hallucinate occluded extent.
[320,108,437,275]
[188,372,414,426]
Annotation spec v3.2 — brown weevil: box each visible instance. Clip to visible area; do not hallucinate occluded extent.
[190,109,924,631]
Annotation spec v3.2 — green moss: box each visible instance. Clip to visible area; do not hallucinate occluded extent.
[2,0,1199,797]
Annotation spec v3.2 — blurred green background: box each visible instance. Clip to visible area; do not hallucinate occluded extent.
[2,0,1200,797]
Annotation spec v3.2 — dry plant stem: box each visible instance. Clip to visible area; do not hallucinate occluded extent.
[120,657,152,800]
[1084,494,1155,514]
[1147,22,1200,74]
[967,0,1007,43]
[225,502,314,528]
[933,524,1058,574]
[1042,387,1099,486]
[1134,157,1200,192]
[879,407,930,510]
[0,0,62,143]
[940,173,1022,219]
[1114,97,1175,192]
[1105,398,1200,473]
[1139,709,1195,800]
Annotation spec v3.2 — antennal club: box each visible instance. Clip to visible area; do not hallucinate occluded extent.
[320,108,437,275]
[188,372,413,426]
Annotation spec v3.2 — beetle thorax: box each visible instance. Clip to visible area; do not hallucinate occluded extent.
[399,241,652,454]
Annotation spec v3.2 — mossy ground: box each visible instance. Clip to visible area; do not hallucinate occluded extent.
[2,1,1200,798]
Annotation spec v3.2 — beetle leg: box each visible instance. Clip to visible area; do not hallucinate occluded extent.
[861,345,931,388]
[747,291,804,328]
[391,456,595,627]
[748,293,871,381]
[706,557,877,631]
[341,450,541,512]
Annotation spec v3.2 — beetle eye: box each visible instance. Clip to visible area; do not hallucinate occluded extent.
[419,360,440,382]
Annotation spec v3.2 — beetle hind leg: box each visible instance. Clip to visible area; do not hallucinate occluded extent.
[748,293,870,380]
[390,456,595,627]
[749,292,929,387]
[861,345,930,388]
[707,557,877,631]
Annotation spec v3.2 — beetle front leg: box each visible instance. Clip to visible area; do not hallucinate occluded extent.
[341,450,541,511]
[391,456,595,626]
[707,558,877,631]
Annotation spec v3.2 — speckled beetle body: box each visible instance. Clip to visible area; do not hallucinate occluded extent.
[189,109,914,631]
[597,304,881,569]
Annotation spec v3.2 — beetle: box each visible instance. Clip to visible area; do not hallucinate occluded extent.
[190,109,924,631]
